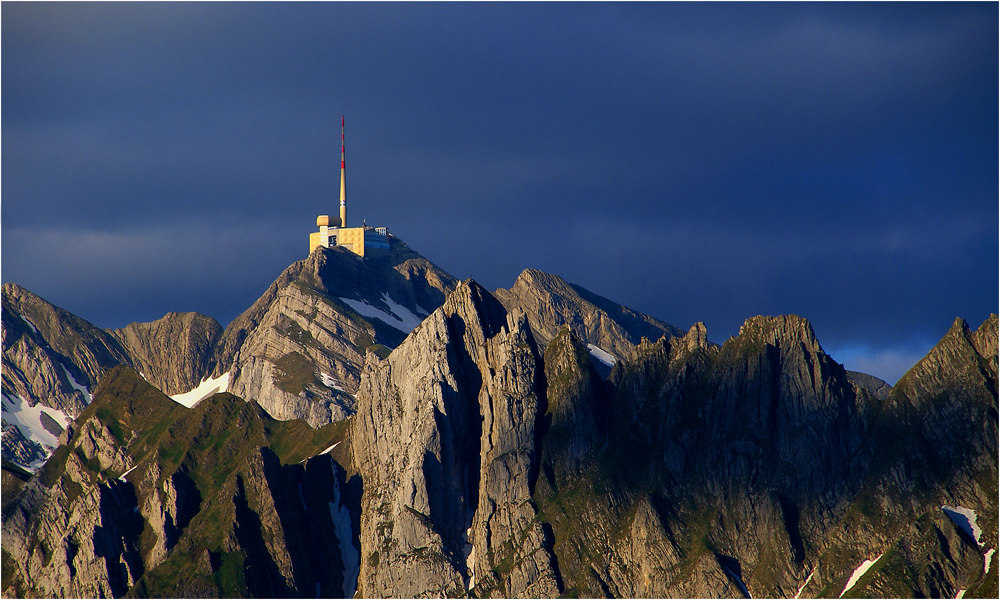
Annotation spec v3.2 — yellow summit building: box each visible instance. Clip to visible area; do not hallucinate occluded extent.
[309,117,390,258]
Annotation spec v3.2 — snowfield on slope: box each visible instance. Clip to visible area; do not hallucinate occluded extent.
[1,391,73,470]
[587,343,617,367]
[840,553,884,597]
[942,505,982,545]
[339,293,426,333]
[61,364,92,403]
[320,372,354,397]
[169,372,231,408]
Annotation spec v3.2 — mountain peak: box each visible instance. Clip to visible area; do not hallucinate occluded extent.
[111,312,222,396]
[736,314,823,355]
[684,321,710,351]
[495,267,682,362]
[440,279,510,340]
[351,277,558,597]
[893,314,998,410]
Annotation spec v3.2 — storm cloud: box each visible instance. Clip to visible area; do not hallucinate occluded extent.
[3,2,996,384]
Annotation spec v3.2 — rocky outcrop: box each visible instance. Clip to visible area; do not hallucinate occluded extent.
[3,237,458,468]
[846,370,892,400]
[494,268,683,363]
[211,240,458,428]
[2,305,996,598]
[2,283,132,396]
[1,366,360,599]
[2,286,220,470]
[110,312,222,396]
[2,283,127,468]
[1,422,47,467]
[534,314,998,599]
[3,240,996,600]
[540,327,608,477]
[222,280,376,428]
[1,423,143,597]
[352,280,560,598]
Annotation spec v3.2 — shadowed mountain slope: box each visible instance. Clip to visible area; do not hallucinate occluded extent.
[494,268,684,364]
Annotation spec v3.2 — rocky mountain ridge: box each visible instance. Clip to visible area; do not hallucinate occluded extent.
[2,238,995,599]
[4,238,691,471]
[2,238,461,466]
[494,268,684,364]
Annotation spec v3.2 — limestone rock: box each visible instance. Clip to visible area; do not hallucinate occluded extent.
[541,327,607,476]
[110,312,222,396]
[209,240,458,428]
[2,366,361,598]
[3,246,997,599]
[2,283,127,468]
[846,370,892,401]
[2,237,458,469]
[352,280,560,598]
[495,268,683,363]
[2,283,132,396]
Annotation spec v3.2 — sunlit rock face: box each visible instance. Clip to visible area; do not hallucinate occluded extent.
[2,248,996,598]
[352,280,560,598]
[494,267,684,364]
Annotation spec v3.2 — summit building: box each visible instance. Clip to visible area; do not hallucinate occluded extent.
[309,117,390,258]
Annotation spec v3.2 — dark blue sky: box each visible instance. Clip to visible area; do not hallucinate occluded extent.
[3,2,997,384]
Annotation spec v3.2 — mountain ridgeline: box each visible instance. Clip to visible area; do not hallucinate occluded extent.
[2,235,997,598]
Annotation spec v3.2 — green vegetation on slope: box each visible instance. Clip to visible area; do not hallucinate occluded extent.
[6,365,354,598]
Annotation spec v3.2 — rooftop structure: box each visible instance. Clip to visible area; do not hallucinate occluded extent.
[309,117,390,258]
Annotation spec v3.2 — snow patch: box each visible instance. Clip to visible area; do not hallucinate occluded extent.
[587,343,617,367]
[169,372,230,408]
[719,560,751,598]
[339,293,426,333]
[62,364,92,404]
[840,553,884,597]
[24,456,48,472]
[984,548,995,575]
[942,505,982,545]
[955,589,966,599]
[794,567,816,599]
[1,391,73,461]
[19,314,40,337]
[320,372,349,394]
[329,462,359,597]
[320,441,340,456]
[119,464,139,482]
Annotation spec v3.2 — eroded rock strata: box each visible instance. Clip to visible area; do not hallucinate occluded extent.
[2,266,996,598]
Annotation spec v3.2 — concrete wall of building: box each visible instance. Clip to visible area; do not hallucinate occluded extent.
[310,222,389,258]
[337,227,367,257]
[309,226,337,254]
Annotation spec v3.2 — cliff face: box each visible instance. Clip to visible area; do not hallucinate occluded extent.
[1,366,359,598]
[2,283,132,398]
[212,240,458,428]
[111,312,222,396]
[2,261,996,599]
[2,283,130,467]
[351,281,560,598]
[494,268,683,364]
[534,314,998,599]
[2,238,458,469]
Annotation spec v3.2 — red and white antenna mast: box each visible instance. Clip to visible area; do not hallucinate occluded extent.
[339,116,347,228]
